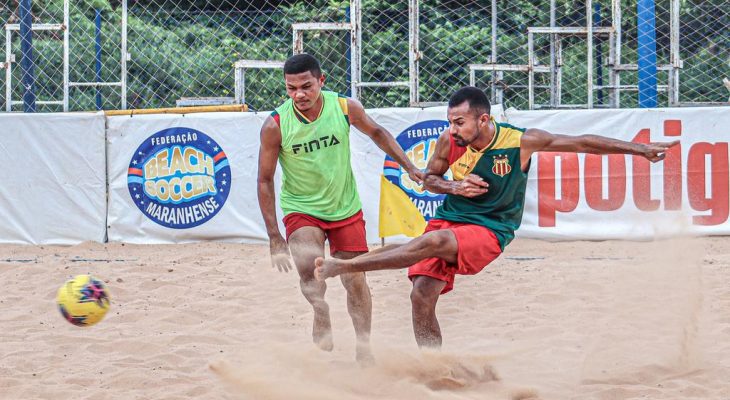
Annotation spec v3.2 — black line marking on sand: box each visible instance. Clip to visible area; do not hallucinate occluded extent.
[1,259,36,263]
[70,258,139,263]
[505,256,545,261]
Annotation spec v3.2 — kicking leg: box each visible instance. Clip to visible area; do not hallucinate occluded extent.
[334,250,374,364]
[360,243,402,257]
[288,227,332,351]
[410,275,447,348]
[314,230,458,280]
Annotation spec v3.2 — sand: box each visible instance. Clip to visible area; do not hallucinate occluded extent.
[1,237,729,399]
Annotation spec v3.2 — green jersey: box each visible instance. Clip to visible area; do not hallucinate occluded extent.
[434,120,529,249]
[271,91,361,221]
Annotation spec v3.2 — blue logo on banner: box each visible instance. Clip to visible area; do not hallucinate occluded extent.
[127,127,231,229]
[383,120,451,221]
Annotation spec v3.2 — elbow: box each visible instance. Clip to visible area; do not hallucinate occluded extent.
[583,135,607,154]
[257,176,273,186]
[368,128,388,142]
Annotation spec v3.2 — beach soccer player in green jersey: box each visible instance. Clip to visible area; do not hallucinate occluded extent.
[257,53,423,362]
[315,86,679,348]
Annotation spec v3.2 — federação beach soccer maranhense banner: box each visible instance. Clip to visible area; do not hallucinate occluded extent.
[126,127,231,229]
[107,112,271,243]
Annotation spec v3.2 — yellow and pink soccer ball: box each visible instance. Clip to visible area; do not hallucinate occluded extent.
[56,275,111,327]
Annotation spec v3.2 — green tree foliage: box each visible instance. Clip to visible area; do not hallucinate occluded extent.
[0,0,726,111]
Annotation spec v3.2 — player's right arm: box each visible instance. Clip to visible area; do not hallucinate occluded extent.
[257,116,293,273]
[423,133,489,198]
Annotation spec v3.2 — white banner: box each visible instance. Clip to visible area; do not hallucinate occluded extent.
[105,105,728,244]
[107,112,272,243]
[507,107,730,240]
[0,112,106,244]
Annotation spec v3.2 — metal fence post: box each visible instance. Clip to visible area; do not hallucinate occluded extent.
[549,0,557,107]
[350,0,361,101]
[95,9,103,110]
[62,0,69,111]
[491,0,499,104]
[121,0,128,109]
[669,0,681,106]
[408,0,419,106]
[586,0,593,109]
[637,0,658,108]
[19,0,36,112]
[595,3,603,105]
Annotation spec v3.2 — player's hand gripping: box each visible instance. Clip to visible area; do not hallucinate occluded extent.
[640,140,680,162]
[269,234,293,273]
[407,167,425,185]
[454,174,489,198]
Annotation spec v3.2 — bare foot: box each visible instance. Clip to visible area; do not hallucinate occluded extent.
[313,307,333,351]
[425,376,467,390]
[314,257,343,281]
[356,341,375,367]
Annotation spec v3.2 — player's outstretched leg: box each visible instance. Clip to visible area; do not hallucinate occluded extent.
[314,230,459,280]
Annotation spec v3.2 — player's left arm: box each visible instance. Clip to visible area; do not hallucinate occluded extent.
[520,128,679,164]
[347,98,424,183]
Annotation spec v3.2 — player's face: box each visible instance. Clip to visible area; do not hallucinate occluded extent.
[284,71,325,111]
[447,102,486,147]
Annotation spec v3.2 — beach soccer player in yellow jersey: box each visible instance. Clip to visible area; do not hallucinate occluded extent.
[315,86,679,348]
[257,53,424,362]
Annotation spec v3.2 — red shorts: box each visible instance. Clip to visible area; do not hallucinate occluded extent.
[283,210,368,256]
[408,219,502,294]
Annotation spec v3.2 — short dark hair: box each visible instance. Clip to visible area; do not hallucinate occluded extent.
[448,86,491,116]
[283,53,322,77]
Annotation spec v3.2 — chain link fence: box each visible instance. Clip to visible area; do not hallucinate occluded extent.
[0,0,125,111]
[0,0,727,112]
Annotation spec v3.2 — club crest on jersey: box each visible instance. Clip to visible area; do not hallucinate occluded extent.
[492,154,512,177]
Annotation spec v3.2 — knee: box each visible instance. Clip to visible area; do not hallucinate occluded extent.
[340,272,368,292]
[410,284,438,309]
[420,231,451,250]
[300,278,325,298]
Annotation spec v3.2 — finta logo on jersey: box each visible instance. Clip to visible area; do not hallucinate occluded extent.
[127,127,231,229]
[292,135,341,154]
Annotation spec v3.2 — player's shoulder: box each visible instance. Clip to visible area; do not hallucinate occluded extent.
[268,110,282,127]
[262,112,283,135]
[496,121,526,134]
[336,94,361,124]
[436,129,452,147]
[269,98,292,126]
[519,128,553,152]
[335,92,352,108]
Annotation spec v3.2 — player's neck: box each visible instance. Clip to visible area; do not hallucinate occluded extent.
[469,120,496,151]
[295,93,324,122]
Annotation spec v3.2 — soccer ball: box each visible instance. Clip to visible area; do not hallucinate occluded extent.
[56,275,111,327]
